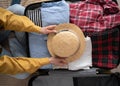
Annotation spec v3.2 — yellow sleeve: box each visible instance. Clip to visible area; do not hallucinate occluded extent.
[0,7,42,33]
[0,55,50,75]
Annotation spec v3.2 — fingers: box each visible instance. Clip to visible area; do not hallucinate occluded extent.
[58,60,68,66]
[41,25,57,34]
[49,57,68,66]
[47,29,57,33]
[46,25,56,30]
[55,58,68,66]
[46,25,57,33]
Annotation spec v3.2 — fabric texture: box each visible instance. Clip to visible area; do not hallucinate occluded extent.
[0,7,41,33]
[69,0,120,69]
[0,6,41,78]
[7,4,25,15]
[70,0,120,33]
[0,55,50,75]
[91,28,119,69]
[41,0,69,26]
[68,36,92,70]
[28,0,69,69]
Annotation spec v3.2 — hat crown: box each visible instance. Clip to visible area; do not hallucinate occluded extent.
[52,30,80,58]
[47,23,86,62]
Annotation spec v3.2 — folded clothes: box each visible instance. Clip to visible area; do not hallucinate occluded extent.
[68,36,92,70]
[70,0,120,32]
[28,0,70,69]
[53,36,92,70]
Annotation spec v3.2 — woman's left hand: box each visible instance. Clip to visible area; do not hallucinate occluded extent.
[41,25,57,34]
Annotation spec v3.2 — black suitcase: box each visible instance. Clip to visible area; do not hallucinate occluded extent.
[27,69,120,86]
[24,0,120,86]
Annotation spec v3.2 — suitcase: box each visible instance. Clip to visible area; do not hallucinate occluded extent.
[27,69,120,86]
[24,0,120,86]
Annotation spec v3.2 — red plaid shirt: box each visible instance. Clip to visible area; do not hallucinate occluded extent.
[70,0,120,33]
[90,28,119,69]
[70,0,120,69]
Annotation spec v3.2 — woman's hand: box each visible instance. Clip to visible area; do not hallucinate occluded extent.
[41,25,57,34]
[49,57,68,66]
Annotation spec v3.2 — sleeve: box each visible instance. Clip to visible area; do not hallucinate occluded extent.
[0,7,42,33]
[0,55,50,75]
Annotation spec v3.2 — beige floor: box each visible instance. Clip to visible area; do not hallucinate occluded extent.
[0,74,30,86]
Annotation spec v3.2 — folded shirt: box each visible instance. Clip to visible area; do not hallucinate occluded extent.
[68,36,92,70]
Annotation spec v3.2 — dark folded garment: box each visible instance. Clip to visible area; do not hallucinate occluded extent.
[89,28,119,69]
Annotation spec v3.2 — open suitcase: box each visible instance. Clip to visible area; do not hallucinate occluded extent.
[24,0,120,86]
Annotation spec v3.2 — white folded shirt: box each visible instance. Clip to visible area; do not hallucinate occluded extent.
[68,36,92,70]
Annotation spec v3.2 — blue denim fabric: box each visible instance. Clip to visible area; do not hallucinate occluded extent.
[0,47,12,56]
[28,0,69,69]
[29,33,52,69]
[41,0,69,26]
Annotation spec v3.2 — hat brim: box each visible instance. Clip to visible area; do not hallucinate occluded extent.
[47,23,86,62]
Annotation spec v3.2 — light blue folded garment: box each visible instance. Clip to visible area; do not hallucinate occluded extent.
[10,73,30,79]
[28,0,69,69]
[41,0,69,26]
[7,4,25,15]
[29,33,52,69]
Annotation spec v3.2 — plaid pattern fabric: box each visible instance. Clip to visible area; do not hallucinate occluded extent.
[89,28,119,69]
[69,0,120,69]
[70,0,120,33]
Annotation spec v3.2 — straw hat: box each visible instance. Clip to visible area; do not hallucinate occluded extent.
[47,23,86,62]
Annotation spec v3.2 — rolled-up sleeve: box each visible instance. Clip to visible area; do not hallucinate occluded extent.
[0,55,50,75]
[0,7,42,33]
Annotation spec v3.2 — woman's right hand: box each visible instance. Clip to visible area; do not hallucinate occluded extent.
[49,57,68,66]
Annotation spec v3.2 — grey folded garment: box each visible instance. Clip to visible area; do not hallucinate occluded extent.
[9,37,27,57]
[0,47,12,56]
[29,33,52,69]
